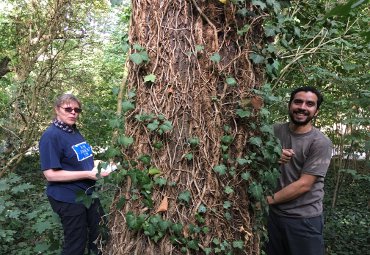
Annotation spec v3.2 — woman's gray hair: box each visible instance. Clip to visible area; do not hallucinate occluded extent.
[54,94,82,108]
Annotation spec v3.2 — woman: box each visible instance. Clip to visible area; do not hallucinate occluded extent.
[39,94,110,255]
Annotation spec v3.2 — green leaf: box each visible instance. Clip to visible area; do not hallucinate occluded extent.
[144,74,156,83]
[178,190,191,203]
[130,52,144,65]
[153,141,164,149]
[122,100,135,112]
[195,45,204,52]
[154,177,167,187]
[11,183,34,193]
[118,135,134,147]
[221,135,233,145]
[210,52,221,63]
[33,221,52,234]
[252,0,267,9]
[159,120,173,133]
[232,240,244,249]
[241,172,251,181]
[325,0,367,18]
[148,168,161,175]
[198,204,207,213]
[147,120,159,131]
[249,136,262,146]
[187,239,199,250]
[236,108,251,118]
[213,238,220,245]
[237,158,252,165]
[226,77,237,86]
[213,164,227,175]
[237,24,251,36]
[188,137,200,146]
[249,53,265,64]
[184,153,193,160]
[171,223,183,235]
[224,186,234,194]
[248,182,263,200]
[109,118,121,128]
[133,43,144,51]
[223,200,231,209]
[138,154,151,165]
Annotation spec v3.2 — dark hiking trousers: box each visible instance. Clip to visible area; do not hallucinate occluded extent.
[48,196,104,255]
[264,210,324,255]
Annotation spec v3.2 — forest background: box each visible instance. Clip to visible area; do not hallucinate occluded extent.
[0,0,368,254]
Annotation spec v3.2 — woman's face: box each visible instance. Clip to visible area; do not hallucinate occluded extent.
[55,100,81,126]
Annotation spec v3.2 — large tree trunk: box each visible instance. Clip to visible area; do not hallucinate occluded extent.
[107,1,266,254]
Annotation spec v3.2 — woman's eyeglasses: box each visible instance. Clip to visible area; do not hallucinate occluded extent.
[60,107,82,113]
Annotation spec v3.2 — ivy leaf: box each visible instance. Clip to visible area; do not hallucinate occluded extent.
[178,190,191,203]
[213,238,220,245]
[223,200,231,209]
[159,120,173,134]
[241,172,251,181]
[122,100,135,112]
[127,90,136,99]
[252,0,267,9]
[195,45,204,53]
[130,52,144,65]
[213,164,227,175]
[138,154,151,165]
[33,221,52,234]
[221,135,233,145]
[187,239,199,250]
[249,136,262,146]
[249,53,265,64]
[135,113,154,122]
[144,74,156,83]
[237,158,251,165]
[232,240,244,249]
[198,204,207,213]
[248,182,263,200]
[188,137,200,147]
[210,52,221,63]
[148,168,161,175]
[147,120,159,131]
[237,24,251,36]
[118,135,134,147]
[184,153,193,160]
[11,183,34,193]
[171,223,183,235]
[133,43,144,51]
[154,177,167,187]
[109,118,121,128]
[236,109,251,118]
[224,186,234,194]
[226,77,237,86]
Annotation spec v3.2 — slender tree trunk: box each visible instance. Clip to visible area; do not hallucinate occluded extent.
[107,1,267,254]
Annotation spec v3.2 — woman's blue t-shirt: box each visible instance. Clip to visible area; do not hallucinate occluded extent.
[39,124,95,203]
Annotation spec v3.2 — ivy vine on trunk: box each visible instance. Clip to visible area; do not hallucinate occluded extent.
[105,1,281,254]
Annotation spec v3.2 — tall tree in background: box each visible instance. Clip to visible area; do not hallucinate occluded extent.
[106,1,281,254]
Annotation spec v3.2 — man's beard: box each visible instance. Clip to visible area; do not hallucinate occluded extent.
[289,110,315,126]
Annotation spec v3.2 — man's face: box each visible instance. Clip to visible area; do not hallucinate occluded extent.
[288,91,319,126]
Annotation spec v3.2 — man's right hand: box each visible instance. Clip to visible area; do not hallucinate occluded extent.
[279,149,295,164]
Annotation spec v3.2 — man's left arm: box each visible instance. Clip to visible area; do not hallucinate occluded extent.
[267,173,317,205]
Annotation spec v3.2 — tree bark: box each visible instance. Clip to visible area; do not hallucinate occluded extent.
[107,1,266,254]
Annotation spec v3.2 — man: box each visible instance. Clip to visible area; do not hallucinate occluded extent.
[265,86,333,255]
